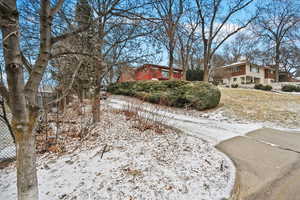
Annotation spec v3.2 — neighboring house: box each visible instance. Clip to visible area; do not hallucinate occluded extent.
[118,66,136,82]
[211,61,276,85]
[119,64,183,82]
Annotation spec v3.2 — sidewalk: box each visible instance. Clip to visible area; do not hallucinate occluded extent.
[217,128,300,200]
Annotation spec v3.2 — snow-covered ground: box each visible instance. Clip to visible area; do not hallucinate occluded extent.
[0,104,235,200]
[107,96,300,145]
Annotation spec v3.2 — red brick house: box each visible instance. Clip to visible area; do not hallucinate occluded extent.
[119,64,183,82]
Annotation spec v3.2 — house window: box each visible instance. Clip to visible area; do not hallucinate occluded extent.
[233,78,237,82]
[231,67,240,73]
[241,77,245,84]
[162,70,169,78]
[250,65,259,73]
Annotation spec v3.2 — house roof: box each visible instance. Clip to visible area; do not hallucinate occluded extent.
[217,61,248,69]
[138,64,183,72]
[217,61,275,70]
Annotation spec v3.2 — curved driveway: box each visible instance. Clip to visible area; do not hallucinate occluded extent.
[108,97,300,200]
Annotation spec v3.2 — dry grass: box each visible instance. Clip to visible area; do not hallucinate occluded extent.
[220,88,300,127]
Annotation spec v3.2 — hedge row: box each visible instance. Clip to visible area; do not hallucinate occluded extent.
[108,80,221,110]
[254,84,273,91]
[281,84,300,92]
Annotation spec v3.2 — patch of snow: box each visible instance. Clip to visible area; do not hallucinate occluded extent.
[108,98,260,145]
[108,97,300,145]
[0,105,235,200]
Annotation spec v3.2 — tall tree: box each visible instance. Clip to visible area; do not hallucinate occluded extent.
[176,4,200,80]
[0,0,87,199]
[280,45,300,76]
[194,0,257,82]
[152,0,184,79]
[222,32,257,63]
[52,0,156,122]
[254,0,300,82]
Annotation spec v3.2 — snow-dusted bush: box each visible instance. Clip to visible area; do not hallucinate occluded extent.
[281,84,300,92]
[108,80,221,110]
[231,84,239,88]
[254,84,272,91]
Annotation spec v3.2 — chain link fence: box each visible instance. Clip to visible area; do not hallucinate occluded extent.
[0,99,15,162]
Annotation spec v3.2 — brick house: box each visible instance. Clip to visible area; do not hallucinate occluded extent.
[211,61,276,85]
[119,64,183,82]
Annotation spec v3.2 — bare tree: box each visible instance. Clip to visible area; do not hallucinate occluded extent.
[194,0,257,82]
[152,0,184,79]
[0,0,88,199]
[254,0,300,82]
[52,0,157,122]
[222,32,257,63]
[280,45,300,76]
[211,66,231,85]
[176,4,200,80]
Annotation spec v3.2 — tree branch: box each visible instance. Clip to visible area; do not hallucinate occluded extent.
[51,25,89,44]
[47,60,83,105]
[21,51,33,73]
[50,0,64,16]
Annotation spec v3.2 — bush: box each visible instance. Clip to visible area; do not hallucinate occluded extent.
[281,84,298,92]
[231,84,239,88]
[254,84,263,90]
[108,80,221,110]
[254,84,272,91]
[186,69,204,81]
[262,85,272,91]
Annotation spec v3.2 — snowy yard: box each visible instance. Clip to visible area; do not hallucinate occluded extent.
[0,104,234,200]
[2,88,299,200]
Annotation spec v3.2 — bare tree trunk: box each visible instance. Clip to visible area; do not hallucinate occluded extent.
[182,66,187,80]
[275,42,280,82]
[179,46,187,80]
[1,1,39,199]
[203,47,209,82]
[92,71,101,123]
[168,43,174,79]
[92,85,101,123]
[202,39,209,82]
[203,62,209,82]
[14,120,38,200]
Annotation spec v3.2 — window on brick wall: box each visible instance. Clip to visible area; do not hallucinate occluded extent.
[162,70,169,78]
[250,65,259,73]
[231,66,240,73]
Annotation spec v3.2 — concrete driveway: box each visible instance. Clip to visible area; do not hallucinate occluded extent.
[217,128,300,200]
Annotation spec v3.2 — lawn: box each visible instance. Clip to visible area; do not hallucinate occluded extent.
[220,88,300,127]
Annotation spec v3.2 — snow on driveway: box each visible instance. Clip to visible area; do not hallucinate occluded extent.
[108,97,265,145]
